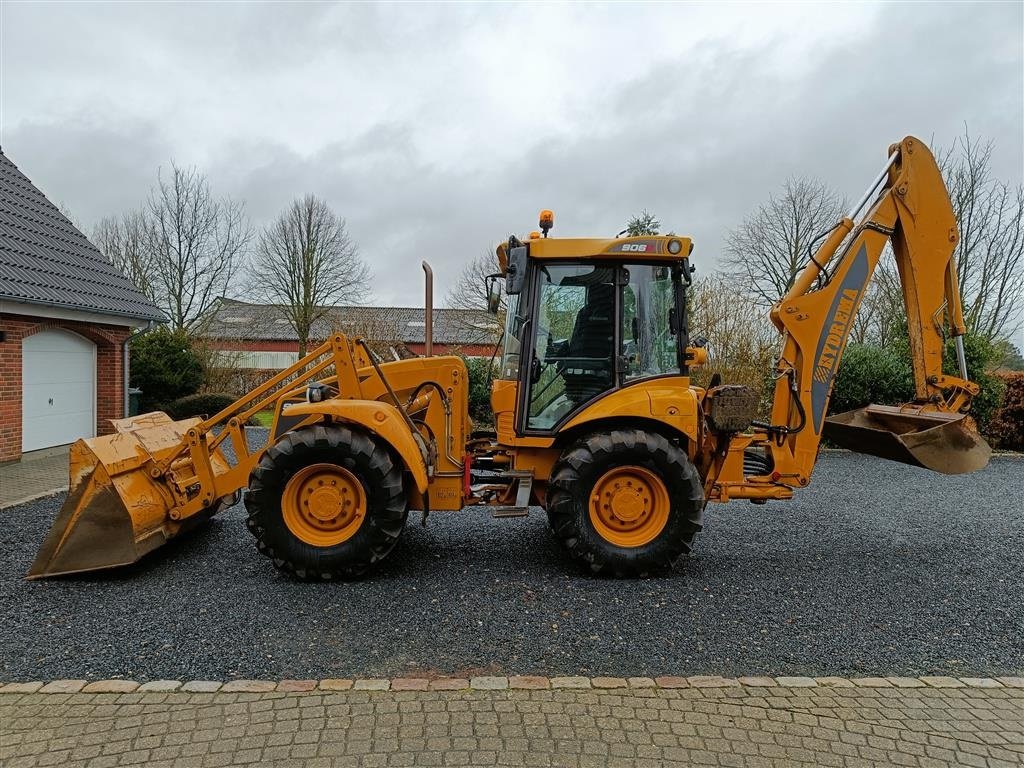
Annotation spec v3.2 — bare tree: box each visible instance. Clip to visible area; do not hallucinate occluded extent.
[848,254,905,347]
[148,162,251,331]
[249,194,369,356]
[93,210,157,299]
[724,178,845,306]
[689,274,778,412]
[446,249,503,312]
[939,131,1024,341]
[625,210,661,236]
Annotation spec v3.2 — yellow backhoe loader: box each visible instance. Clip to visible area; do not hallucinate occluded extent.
[30,136,991,580]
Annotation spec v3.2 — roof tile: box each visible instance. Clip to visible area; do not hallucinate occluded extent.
[0,149,164,321]
[203,298,501,347]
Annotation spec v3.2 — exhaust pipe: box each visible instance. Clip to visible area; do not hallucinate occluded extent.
[422,261,433,357]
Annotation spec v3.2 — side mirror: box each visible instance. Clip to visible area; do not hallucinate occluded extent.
[506,246,527,295]
[485,275,502,314]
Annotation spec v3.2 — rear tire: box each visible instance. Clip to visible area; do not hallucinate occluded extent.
[244,424,407,580]
[546,429,704,577]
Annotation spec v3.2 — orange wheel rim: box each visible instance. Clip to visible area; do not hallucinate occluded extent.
[282,463,366,547]
[588,465,669,547]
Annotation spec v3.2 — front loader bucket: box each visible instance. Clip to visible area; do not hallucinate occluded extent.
[28,412,225,579]
[823,404,991,475]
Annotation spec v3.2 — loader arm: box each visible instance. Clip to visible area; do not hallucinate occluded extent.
[759,136,988,484]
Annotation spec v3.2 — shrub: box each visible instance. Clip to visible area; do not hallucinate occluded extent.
[987,372,1024,450]
[830,333,1005,433]
[942,333,1004,433]
[165,392,238,420]
[829,342,914,415]
[463,356,497,427]
[130,327,203,412]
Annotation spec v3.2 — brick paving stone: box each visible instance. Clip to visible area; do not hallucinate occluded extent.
[391,678,430,691]
[81,680,139,693]
[470,676,508,690]
[429,678,469,691]
[550,676,591,689]
[852,677,892,687]
[137,680,182,692]
[0,682,44,693]
[221,679,276,692]
[353,678,390,690]
[689,675,740,687]
[775,676,817,687]
[738,676,777,687]
[921,676,967,688]
[655,676,689,688]
[960,677,1003,688]
[591,677,627,689]
[317,678,353,690]
[276,679,317,692]
[887,677,926,688]
[38,679,87,693]
[815,676,856,687]
[508,676,549,690]
[180,680,222,692]
[628,677,657,688]
[996,677,1024,687]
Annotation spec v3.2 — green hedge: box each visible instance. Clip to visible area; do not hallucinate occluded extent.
[165,392,238,420]
[463,356,497,426]
[830,332,1005,433]
[829,342,914,415]
[130,327,203,412]
[988,373,1024,450]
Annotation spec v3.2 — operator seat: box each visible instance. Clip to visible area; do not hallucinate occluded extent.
[562,281,615,405]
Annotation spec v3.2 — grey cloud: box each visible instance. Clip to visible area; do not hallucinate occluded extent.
[1,2,1019,309]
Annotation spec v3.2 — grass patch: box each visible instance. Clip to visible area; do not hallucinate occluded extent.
[250,410,275,428]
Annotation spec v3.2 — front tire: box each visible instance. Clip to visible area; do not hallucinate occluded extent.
[546,429,704,577]
[244,424,408,580]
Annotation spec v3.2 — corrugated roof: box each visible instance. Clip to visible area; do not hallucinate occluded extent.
[204,298,501,347]
[0,149,165,322]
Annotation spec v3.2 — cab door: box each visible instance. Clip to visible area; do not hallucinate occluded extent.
[520,263,618,433]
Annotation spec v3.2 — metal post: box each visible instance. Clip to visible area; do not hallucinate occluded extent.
[954,335,968,380]
[847,150,901,221]
[422,261,433,357]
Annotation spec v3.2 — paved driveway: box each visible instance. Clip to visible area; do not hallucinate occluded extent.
[0,453,1021,682]
[4,682,1022,768]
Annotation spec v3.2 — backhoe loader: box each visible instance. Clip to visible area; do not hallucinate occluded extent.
[30,136,991,580]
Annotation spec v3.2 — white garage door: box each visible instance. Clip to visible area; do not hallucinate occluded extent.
[21,330,97,452]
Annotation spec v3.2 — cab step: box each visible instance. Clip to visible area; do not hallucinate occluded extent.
[490,471,533,518]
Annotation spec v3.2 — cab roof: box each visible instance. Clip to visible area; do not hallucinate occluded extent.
[526,234,693,261]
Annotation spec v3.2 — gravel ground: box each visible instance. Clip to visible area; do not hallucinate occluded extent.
[0,429,1020,681]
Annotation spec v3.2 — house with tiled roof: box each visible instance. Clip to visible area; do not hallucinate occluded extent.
[201,298,501,370]
[0,148,164,461]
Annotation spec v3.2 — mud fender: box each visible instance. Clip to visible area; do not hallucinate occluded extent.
[282,400,430,493]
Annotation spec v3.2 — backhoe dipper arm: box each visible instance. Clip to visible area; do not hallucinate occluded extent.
[761,136,982,485]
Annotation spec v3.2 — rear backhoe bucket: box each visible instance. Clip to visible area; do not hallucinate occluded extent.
[28,412,228,579]
[823,404,991,475]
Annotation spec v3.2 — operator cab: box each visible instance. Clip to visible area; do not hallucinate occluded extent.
[491,212,696,436]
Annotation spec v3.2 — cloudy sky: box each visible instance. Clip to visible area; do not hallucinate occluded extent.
[2,1,1022,316]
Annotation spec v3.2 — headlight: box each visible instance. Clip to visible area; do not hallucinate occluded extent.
[668,239,683,254]
[306,384,325,403]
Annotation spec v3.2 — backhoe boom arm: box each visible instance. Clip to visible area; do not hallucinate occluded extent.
[761,136,987,483]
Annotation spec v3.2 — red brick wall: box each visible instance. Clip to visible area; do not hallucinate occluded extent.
[0,313,131,461]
